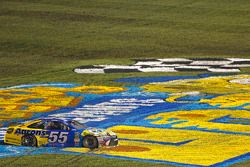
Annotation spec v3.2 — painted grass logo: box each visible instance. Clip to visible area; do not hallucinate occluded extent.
[49,98,164,123]
[0,84,125,140]
[0,84,125,127]
[74,58,250,73]
[0,75,250,167]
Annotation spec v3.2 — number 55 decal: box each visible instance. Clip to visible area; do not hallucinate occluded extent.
[48,132,69,143]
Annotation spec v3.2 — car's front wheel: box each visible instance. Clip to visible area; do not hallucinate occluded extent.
[83,135,98,149]
[21,135,37,147]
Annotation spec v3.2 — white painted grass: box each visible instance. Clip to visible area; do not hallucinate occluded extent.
[158,58,192,62]
[175,66,209,69]
[134,61,163,66]
[172,91,201,96]
[149,64,190,67]
[208,68,240,72]
[138,67,176,72]
[190,61,232,66]
[227,58,250,61]
[223,64,250,67]
[0,128,6,139]
[100,65,141,69]
[47,98,164,124]
[74,68,105,74]
[230,78,250,84]
[73,58,249,73]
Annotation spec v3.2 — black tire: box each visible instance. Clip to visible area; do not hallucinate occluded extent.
[82,136,98,149]
[109,138,119,146]
[21,135,37,147]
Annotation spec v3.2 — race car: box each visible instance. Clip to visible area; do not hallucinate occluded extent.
[4,118,118,149]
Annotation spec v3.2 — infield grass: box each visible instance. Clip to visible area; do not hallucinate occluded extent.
[0,154,249,167]
[0,0,250,166]
[1,0,250,87]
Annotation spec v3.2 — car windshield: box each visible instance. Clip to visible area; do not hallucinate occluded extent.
[68,120,87,129]
[28,121,45,129]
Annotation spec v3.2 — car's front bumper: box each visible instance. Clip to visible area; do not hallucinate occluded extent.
[108,137,118,146]
[98,135,118,147]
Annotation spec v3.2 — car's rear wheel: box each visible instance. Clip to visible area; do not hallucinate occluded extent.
[83,135,98,149]
[21,135,37,147]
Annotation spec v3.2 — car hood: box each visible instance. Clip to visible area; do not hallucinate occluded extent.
[81,127,116,137]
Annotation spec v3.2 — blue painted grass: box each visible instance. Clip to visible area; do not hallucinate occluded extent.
[0,83,81,90]
[210,115,250,125]
[27,98,44,103]
[116,75,199,84]
[115,73,230,84]
[20,106,28,110]
[0,77,249,166]
[210,152,250,167]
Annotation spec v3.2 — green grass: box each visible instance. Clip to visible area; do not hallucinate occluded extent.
[0,154,176,167]
[0,0,250,166]
[0,154,249,167]
[0,0,250,87]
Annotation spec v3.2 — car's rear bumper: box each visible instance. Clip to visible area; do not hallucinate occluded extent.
[4,135,21,146]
